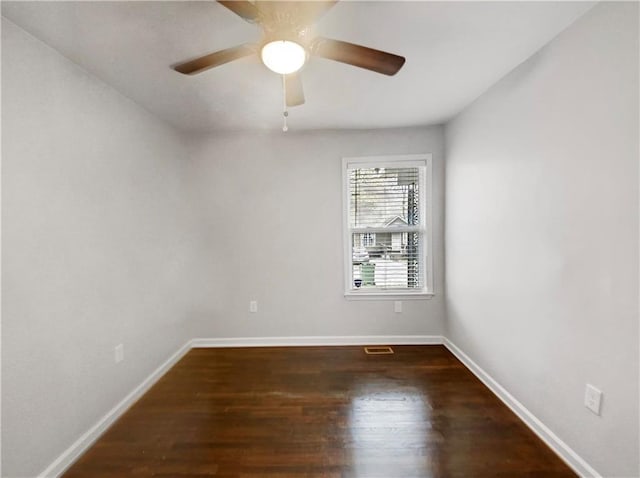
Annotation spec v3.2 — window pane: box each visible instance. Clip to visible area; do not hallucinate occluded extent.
[351,232,423,290]
[349,167,420,228]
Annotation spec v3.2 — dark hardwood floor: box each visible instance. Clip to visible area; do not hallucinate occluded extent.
[64,345,575,477]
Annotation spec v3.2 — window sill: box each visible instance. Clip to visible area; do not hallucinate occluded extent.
[344,291,434,301]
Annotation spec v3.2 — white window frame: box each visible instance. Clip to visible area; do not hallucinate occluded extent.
[362,232,376,247]
[342,154,434,299]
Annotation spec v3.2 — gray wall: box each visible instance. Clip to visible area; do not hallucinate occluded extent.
[445,3,639,476]
[188,127,446,338]
[1,19,207,477]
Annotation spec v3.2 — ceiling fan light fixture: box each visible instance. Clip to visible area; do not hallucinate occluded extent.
[261,40,306,75]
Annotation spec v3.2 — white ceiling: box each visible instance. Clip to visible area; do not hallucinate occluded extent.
[2,1,594,133]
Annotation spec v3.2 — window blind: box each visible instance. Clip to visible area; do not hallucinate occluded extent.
[347,164,426,292]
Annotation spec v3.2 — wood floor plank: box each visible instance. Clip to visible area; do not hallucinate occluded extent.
[63,345,575,477]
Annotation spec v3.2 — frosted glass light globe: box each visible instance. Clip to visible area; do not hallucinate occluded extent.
[261,40,306,75]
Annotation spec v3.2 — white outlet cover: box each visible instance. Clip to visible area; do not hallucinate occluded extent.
[394,301,402,313]
[249,300,258,313]
[584,384,602,415]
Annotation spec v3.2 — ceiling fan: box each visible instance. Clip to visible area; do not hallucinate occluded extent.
[172,1,406,110]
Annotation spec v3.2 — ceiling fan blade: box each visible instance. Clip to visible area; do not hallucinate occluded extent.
[311,37,405,76]
[285,73,305,107]
[217,1,260,22]
[173,44,255,75]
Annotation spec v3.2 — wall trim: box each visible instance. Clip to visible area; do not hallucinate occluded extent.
[443,338,601,478]
[38,340,193,478]
[38,336,599,478]
[191,335,444,348]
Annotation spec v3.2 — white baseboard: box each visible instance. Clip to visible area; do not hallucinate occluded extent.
[443,338,600,478]
[38,340,193,478]
[191,335,444,348]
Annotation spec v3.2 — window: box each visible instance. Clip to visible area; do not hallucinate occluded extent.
[361,233,376,247]
[342,154,433,297]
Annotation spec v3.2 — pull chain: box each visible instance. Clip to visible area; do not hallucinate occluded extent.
[281,75,288,132]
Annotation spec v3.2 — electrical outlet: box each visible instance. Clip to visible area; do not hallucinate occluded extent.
[249,300,258,313]
[584,384,602,415]
[394,301,402,313]
[114,344,124,364]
